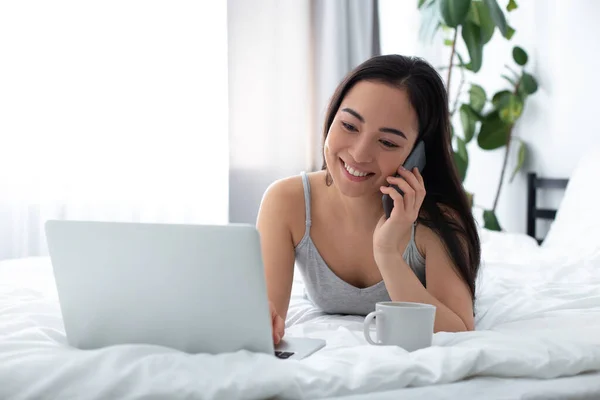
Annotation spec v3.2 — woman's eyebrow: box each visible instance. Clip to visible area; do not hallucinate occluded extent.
[341,107,407,139]
[341,107,364,122]
[379,127,407,139]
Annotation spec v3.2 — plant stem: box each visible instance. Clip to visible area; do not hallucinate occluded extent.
[446,28,459,95]
[504,64,520,78]
[451,65,466,116]
[492,127,512,212]
[438,63,465,71]
[491,81,522,212]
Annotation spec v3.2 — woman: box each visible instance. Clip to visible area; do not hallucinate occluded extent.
[256,54,481,345]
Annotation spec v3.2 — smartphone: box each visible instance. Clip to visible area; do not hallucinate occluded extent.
[382,140,426,219]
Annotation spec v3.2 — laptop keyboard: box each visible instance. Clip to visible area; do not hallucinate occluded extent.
[274,351,295,359]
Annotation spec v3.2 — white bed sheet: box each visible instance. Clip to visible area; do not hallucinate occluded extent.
[1,230,600,400]
[333,372,600,400]
[330,230,600,400]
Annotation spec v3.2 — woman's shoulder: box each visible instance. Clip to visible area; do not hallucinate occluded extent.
[258,171,327,241]
[260,171,324,202]
[258,175,302,219]
[260,171,326,202]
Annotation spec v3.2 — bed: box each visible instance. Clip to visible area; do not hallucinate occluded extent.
[2,146,600,399]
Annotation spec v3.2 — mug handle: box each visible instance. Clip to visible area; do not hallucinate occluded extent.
[363,310,382,345]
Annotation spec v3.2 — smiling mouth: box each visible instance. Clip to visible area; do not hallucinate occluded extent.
[340,158,374,178]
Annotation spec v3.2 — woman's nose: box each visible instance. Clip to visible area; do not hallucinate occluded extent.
[348,138,374,164]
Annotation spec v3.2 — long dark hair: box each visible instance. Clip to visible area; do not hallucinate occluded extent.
[321,54,481,302]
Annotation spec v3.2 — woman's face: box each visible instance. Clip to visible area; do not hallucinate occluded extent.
[323,80,419,198]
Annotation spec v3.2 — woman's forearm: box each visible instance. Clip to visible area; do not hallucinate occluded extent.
[376,253,470,333]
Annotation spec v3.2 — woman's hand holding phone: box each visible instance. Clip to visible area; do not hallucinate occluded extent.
[373,166,426,257]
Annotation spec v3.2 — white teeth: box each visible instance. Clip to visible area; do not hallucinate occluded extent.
[344,162,369,177]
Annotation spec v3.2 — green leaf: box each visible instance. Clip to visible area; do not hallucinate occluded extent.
[455,52,468,68]
[477,111,510,150]
[483,209,502,231]
[466,1,481,24]
[456,135,468,161]
[497,93,523,124]
[470,107,485,121]
[460,104,479,142]
[459,105,475,142]
[513,46,528,66]
[509,140,527,182]
[492,90,523,124]
[469,84,487,112]
[492,90,512,108]
[461,22,483,72]
[505,25,515,39]
[453,150,468,182]
[507,0,518,12]
[517,84,529,101]
[521,72,538,94]
[467,1,495,44]
[456,51,474,71]
[454,136,469,181]
[483,0,508,37]
[418,0,428,8]
[466,191,474,208]
[439,0,472,28]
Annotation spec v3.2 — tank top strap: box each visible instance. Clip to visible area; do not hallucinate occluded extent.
[300,171,312,228]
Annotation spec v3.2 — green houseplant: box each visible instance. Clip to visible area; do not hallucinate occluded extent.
[418,0,538,231]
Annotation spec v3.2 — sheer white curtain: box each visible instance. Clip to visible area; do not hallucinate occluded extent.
[227,0,380,224]
[227,0,313,224]
[0,1,229,261]
[310,0,381,171]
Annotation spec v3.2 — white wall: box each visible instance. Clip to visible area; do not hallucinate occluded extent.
[378,0,444,65]
[379,0,600,234]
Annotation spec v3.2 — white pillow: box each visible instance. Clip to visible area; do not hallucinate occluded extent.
[542,143,600,256]
[479,227,541,265]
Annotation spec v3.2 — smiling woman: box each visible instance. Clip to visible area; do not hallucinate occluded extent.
[257,54,481,343]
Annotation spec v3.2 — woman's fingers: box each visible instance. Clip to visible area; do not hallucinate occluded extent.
[274,314,285,344]
[386,175,415,211]
[270,302,285,344]
[396,167,420,190]
[411,168,426,202]
[413,167,425,186]
[393,168,426,208]
[380,185,405,215]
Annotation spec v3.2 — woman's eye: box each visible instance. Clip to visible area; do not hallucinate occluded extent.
[341,122,357,132]
[381,140,398,148]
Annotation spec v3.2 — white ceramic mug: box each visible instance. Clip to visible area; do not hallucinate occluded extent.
[363,301,436,351]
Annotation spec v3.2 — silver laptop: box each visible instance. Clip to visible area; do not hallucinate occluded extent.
[45,220,325,360]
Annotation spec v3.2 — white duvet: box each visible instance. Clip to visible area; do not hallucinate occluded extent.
[2,231,600,400]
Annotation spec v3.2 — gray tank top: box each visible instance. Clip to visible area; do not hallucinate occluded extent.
[294,171,426,316]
